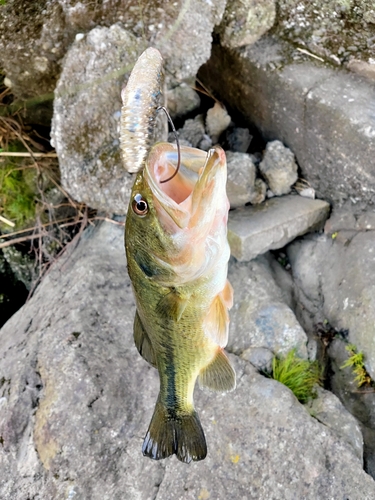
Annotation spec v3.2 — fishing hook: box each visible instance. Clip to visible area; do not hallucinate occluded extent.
[157,106,181,184]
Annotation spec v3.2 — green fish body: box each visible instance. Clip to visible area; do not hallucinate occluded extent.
[125,143,235,463]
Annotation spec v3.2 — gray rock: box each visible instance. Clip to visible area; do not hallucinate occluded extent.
[167,83,200,120]
[199,36,375,205]
[228,256,308,358]
[1,223,374,498]
[205,103,231,143]
[259,140,298,195]
[225,127,253,153]
[240,346,274,373]
[228,195,330,261]
[226,151,256,208]
[51,25,143,214]
[249,178,267,205]
[306,386,364,462]
[288,229,375,381]
[178,115,205,148]
[218,0,276,48]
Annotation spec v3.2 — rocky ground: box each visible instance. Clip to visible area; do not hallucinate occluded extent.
[1,0,375,498]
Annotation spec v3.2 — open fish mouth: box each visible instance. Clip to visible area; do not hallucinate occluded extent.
[144,143,227,230]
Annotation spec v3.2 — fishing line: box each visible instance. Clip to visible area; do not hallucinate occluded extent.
[157,106,181,184]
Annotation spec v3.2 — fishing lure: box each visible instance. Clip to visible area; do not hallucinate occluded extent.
[120,47,164,174]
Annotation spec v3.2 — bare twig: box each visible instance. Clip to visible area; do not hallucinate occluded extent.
[0,215,15,227]
[0,152,57,157]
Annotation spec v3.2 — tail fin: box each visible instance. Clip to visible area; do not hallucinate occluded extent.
[142,401,207,463]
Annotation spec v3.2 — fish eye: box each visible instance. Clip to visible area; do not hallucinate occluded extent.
[132,193,149,216]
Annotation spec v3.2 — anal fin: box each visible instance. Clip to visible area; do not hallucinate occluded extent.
[134,311,157,368]
[198,348,236,393]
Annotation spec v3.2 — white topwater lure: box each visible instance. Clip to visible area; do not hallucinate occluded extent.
[120,47,164,174]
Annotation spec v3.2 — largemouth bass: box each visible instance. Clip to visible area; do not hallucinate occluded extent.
[125,142,235,463]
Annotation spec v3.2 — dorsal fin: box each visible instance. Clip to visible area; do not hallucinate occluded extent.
[133,311,157,368]
[198,348,236,393]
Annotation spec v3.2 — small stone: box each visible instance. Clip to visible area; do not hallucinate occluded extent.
[259,140,299,196]
[225,127,252,152]
[249,178,267,205]
[167,83,201,120]
[226,151,256,208]
[240,346,274,373]
[228,195,330,261]
[178,115,205,148]
[205,102,231,143]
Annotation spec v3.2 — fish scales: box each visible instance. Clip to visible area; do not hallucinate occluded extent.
[125,141,236,464]
[120,47,164,173]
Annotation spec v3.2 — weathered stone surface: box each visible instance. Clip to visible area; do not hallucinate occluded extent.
[288,228,375,381]
[259,140,298,195]
[1,222,375,498]
[228,195,330,261]
[167,82,200,120]
[0,0,227,100]
[276,0,375,67]
[226,151,256,208]
[307,386,364,462]
[199,37,375,205]
[217,0,276,48]
[228,256,308,358]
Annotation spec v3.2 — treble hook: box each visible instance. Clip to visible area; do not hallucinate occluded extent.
[157,106,181,184]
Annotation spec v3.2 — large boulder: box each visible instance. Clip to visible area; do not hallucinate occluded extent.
[1,221,374,498]
[199,37,375,206]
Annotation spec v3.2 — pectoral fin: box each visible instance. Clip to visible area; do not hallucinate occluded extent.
[134,311,157,368]
[156,290,188,322]
[198,348,236,393]
[203,291,230,347]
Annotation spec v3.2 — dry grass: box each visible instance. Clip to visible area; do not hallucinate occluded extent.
[0,76,124,299]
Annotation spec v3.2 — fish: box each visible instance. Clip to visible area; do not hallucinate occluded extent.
[120,47,164,174]
[125,142,236,463]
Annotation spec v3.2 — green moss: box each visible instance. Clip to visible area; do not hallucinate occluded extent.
[272,349,322,403]
[340,344,373,387]
[0,151,37,230]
